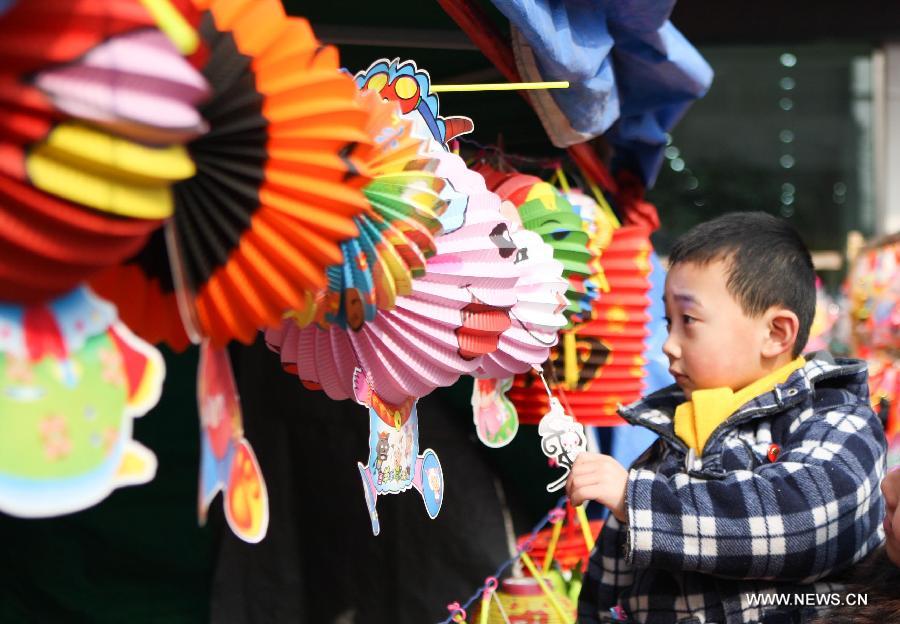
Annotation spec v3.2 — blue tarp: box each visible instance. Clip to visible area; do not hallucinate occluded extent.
[493,0,713,187]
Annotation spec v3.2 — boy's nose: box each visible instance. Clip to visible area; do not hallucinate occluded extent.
[662,333,680,361]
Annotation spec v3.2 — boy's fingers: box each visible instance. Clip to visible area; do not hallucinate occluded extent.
[571,454,616,474]
[570,484,602,507]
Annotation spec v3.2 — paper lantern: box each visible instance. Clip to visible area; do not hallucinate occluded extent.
[309,90,446,331]
[475,228,568,378]
[472,578,576,624]
[512,226,653,426]
[267,149,521,405]
[0,0,209,303]
[165,0,373,345]
[475,165,599,324]
[89,230,191,352]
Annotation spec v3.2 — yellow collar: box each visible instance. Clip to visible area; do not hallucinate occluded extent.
[673,357,805,456]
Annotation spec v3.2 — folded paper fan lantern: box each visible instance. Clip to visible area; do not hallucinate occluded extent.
[474,165,597,324]
[89,229,191,352]
[565,188,615,322]
[0,182,161,304]
[165,0,373,345]
[0,0,209,303]
[311,90,446,331]
[0,1,207,218]
[511,225,653,426]
[475,228,568,378]
[267,150,522,404]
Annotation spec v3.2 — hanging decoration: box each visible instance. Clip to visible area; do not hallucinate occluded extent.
[355,58,474,148]
[0,0,209,303]
[90,230,192,352]
[441,498,600,624]
[304,89,447,331]
[474,164,598,325]
[163,0,373,345]
[847,234,900,435]
[0,287,164,517]
[511,224,653,426]
[353,370,443,536]
[197,340,269,543]
[539,396,587,493]
[267,148,520,406]
[472,376,519,448]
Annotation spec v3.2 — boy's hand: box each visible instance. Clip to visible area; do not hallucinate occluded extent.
[565,452,629,523]
[881,467,900,567]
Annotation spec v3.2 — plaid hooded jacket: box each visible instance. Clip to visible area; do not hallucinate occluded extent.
[579,356,887,624]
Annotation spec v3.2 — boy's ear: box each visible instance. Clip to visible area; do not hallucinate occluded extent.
[761,307,800,358]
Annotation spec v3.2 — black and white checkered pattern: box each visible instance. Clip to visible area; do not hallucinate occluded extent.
[578,356,886,624]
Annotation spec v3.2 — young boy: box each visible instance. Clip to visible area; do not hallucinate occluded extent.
[568,212,886,624]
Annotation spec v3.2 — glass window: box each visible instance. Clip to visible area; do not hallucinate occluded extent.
[648,44,876,272]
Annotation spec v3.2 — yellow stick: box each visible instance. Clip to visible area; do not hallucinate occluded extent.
[563,332,578,389]
[575,505,596,551]
[479,592,490,624]
[138,0,199,54]
[578,165,621,228]
[556,167,572,194]
[520,553,573,624]
[542,519,564,574]
[431,81,569,93]
[548,169,561,188]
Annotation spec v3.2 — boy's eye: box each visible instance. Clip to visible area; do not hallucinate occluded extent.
[663,316,671,329]
[683,315,696,325]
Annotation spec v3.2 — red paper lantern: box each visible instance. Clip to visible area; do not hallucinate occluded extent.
[511,225,653,426]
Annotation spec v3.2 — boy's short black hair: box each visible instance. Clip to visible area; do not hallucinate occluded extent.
[668,211,816,357]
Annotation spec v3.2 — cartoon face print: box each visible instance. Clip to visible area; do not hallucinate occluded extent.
[427,467,442,501]
[490,223,516,259]
[375,431,390,469]
[357,61,423,115]
[344,288,365,331]
[454,222,519,360]
[355,58,473,146]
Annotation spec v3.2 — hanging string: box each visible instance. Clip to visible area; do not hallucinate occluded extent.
[436,496,568,624]
[537,368,554,401]
[458,136,564,172]
[544,358,577,418]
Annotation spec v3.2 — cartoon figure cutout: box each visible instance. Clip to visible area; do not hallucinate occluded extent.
[539,398,587,492]
[197,341,269,543]
[472,377,519,448]
[355,58,474,148]
[353,369,443,535]
[0,287,163,518]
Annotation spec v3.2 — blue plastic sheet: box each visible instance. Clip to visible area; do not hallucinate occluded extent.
[492,0,713,187]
